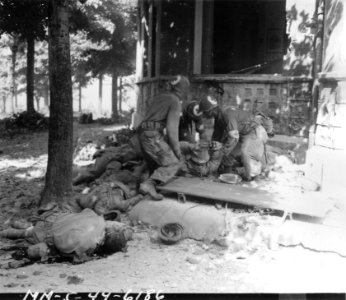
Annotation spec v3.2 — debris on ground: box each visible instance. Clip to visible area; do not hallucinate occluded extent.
[33,270,42,276]
[4,283,19,288]
[67,275,84,285]
[186,255,202,264]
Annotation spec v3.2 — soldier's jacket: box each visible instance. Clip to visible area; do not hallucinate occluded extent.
[52,209,105,257]
[179,101,204,142]
[212,107,257,143]
[31,209,106,260]
[141,92,181,155]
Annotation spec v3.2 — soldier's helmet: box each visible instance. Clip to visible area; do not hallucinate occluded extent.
[199,95,218,113]
[185,101,203,120]
[169,75,190,100]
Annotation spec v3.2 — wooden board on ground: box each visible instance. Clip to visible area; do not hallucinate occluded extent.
[157,177,332,218]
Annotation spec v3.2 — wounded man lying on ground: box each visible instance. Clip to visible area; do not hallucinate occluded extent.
[0,208,132,269]
[179,140,224,177]
[75,179,144,215]
[72,160,147,214]
[72,134,143,186]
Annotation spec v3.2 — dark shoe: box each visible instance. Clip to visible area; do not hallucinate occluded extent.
[38,202,58,214]
[253,173,266,181]
[72,173,91,186]
[139,180,164,201]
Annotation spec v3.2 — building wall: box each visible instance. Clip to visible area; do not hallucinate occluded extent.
[135,0,317,137]
[305,0,346,192]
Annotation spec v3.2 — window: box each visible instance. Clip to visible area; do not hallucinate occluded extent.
[201,0,287,74]
[160,0,194,75]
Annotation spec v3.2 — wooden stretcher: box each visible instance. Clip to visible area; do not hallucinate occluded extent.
[157,177,332,219]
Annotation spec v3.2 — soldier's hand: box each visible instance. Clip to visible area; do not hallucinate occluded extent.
[174,149,182,160]
[228,130,239,139]
[196,124,205,133]
[210,141,222,151]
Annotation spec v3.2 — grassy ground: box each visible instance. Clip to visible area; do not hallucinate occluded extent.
[1,123,346,293]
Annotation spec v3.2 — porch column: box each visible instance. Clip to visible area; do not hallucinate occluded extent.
[305,0,346,193]
[135,0,144,81]
[193,0,203,74]
[155,0,161,77]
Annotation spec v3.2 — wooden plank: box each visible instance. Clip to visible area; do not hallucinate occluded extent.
[157,177,331,218]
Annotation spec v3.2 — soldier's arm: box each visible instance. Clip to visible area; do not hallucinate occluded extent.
[195,117,205,135]
[166,99,182,159]
[224,110,239,136]
[223,110,239,154]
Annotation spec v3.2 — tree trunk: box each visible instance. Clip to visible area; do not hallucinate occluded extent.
[78,82,82,112]
[118,76,122,113]
[2,94,6,113]
[10,41,17,113]
[35,96,40,111]
[112,70,118,119]
[98,73,103,116]
[26,33,35,113]
[40,0,73,209]
[43,86,49,108]
[14,85,18,110]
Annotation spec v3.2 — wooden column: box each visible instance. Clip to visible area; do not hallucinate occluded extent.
[135,0,145,124]
[193,0,203,74]
[148,2,154,78]
[201,0,214,74]
[135,0,144,81]
[155,0,161,77]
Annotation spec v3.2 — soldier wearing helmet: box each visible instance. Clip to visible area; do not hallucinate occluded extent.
[179,100,205,142]
[198,95,271,181]
[137,75,190,200]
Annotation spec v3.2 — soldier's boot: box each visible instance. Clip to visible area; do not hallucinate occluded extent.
[72,172,93,186]
[139,179,164,201]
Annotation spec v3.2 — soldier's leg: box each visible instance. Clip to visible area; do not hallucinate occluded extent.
[219,142,242,173]
[0,228,31,239]
[241,127,267,179]
[139,131,180,199]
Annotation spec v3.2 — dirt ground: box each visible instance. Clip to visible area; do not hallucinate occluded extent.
[1,123,346,294]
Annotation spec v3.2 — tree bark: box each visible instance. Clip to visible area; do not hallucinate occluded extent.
[14,85,18,110]
[118,76,122,113]
[78,82,82,112]
[35,96,40,111]
[40,0,74,209]
[43,86,49,109]
[10,40,18,113]
[2,94,6,113]
[112,70,118,118]
[26,33,35,113]
[98,73,103,116]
